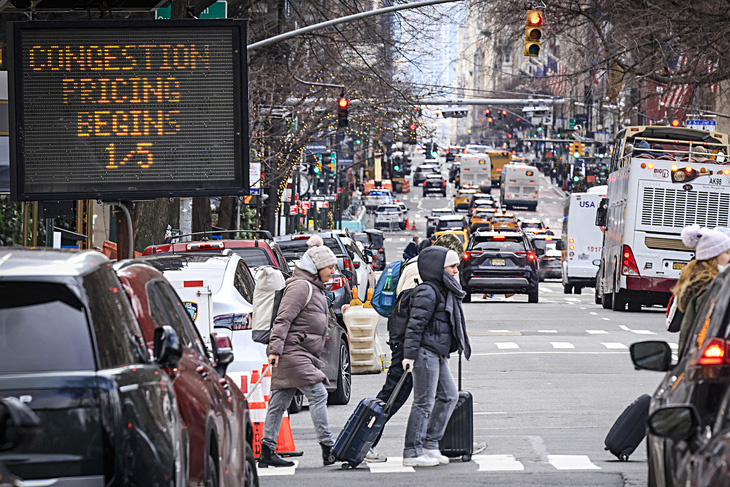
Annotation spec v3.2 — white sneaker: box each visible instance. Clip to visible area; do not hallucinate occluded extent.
[423,449,450,464]
[365,447,387,463]
[402,454,439,467]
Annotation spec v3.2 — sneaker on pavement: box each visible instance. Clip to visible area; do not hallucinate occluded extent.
[423,449,449,465]
[402,455,439,467]
[365,447,387,463]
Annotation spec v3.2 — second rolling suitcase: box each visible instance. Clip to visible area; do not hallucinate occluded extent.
[439,352,474,461]
[332,370,410,468]
[604,393,651,461]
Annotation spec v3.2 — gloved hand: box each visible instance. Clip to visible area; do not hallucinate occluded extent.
[402,358,415,372]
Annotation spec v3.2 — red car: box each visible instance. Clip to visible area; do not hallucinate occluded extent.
[114,261,257,487]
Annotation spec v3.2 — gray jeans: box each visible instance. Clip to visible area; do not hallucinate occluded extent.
[262,382,334,449]
[404,348,458,458]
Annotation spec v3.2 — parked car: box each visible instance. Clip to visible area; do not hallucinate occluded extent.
[423,173,447,197]
[427,208,457,238]
[0,397,40,487]
[460,230,540,303]
[353,229,386,271]
[374,204,406,230]
[142,231,291,276]
[114,261,257,487]
[630,268,730,487]
[0,249,188,486]
[413,164,440,185]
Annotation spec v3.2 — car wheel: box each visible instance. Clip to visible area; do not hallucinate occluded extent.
[563,284,572,294]
[245,439,259,487]
[463,288,472,303]
[288,393,304,414]
[329,340,352,405]
[602,293,613,309]
[612,289,627,311]
[528,287,539,303]
[205,452,218,487]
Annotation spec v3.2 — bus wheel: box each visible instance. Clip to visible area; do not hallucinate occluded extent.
[602,293,612,309]
[563,284,572,294]
[573,286,582,295]
[612,290,627,311]
[628,300,642,312]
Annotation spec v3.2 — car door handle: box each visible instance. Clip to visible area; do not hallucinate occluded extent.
[196,365,208,378]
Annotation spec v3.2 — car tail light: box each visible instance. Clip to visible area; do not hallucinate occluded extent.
[695,338,729,366]
[214,313,252,331]
[516,251,537,261]
[343,258,354,278]
[492,235,506,240]
[187,241,224,251]
[327,276,346,291]
[621,244,640,276]
[464,251,482,261]
[542,256,555,261]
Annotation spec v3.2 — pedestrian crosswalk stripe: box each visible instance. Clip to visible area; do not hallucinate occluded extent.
[256,460,298,476]
[601,342,628,349]
[496,342,519,349]
[589,312,598,315]
[586,330,608,334]
[551,342,574,349]
[473,454,525,471]
[564,297,580,302]
[538,330,557,333]
[367,457,414,473]
[547,455,601,470]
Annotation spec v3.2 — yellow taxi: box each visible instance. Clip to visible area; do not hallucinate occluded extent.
[470,207,498,232]
[454,188,477,210]
[489,212,520,231]
[434,230,469,251]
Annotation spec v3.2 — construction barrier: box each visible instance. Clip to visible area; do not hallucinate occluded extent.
[401,180,410,194]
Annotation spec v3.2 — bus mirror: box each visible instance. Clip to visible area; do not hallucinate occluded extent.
[595,198,608,227]
[593,259,601,266]
[555,240,565,251]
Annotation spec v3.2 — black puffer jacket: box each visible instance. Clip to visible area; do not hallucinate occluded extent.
[403,246,454,359]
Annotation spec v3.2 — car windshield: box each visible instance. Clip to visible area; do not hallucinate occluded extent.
[474,212,494,219]
[493,216,515,222]
[0,282,95,373]
[522,222,543,229]
[473,239,526,252]
[232,247,274,267]
[531,239,553,251]
[438,220,464,229]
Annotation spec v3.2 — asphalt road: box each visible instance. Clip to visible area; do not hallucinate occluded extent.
[258,155,670,487]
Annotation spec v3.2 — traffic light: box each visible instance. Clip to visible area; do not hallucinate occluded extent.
[578,142,586,157]
[312,153,323,176]
[524,10,543,57]
[413,106,421,117]
[570,142,580,158]
[487,117,494,127]
[337,97,349,127]
[408,123,417,144]
[485,108,491,117]
[671,119,681,127]
[322,152,336,174]
[500,109,508,120]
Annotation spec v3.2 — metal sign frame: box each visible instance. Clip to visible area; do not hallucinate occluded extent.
[9,19,248,201]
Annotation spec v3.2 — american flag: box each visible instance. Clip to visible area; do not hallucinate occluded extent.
[546,55,566,96]
[661,56,690,107]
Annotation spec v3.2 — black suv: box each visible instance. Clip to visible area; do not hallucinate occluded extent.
[460,230,540,303]
[423,173,447,196]
[0,249,187,486]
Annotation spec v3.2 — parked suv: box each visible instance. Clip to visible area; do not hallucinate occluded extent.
[0,249,188,486]
[460,230,540,303]
[142,230,291,275]
[115,261,256,487]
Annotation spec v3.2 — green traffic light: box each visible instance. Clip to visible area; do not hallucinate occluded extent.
[314,167,320,174]
[573,175,580,182]
[393,165,400,171]
[573,152,580,158]
[355,139,362,145]
[598,153,605,159]
[431,151,438,159]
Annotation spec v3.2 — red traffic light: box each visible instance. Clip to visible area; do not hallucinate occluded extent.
[501,110,507,116]
[410,123,417,131]
[671,119,681,127]
[527,10,543,26]
[487,117,493,123]
[485,108,491,115]
[338,97,349,109]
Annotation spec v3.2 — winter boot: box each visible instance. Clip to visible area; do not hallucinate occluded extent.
[320,442,336,466]
[258,443,295,468]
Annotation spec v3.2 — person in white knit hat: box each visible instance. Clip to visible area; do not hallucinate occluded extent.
[674,225,730,352]
[260,235,339,468]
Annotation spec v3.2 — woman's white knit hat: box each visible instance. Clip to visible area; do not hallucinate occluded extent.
[305,235,338,270]
[681,225,730,261]
[444,249,460,268]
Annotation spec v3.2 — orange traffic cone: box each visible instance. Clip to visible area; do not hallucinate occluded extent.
[274,411,302,457]
[412,220,417,231]
[247,370,268,459]
[406,218,411,230]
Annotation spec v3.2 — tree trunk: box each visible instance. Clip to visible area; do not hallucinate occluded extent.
[218,196,236,230]
[133,199,175,252]
[192,197,212,233]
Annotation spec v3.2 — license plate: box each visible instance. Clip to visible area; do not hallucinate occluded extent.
[492,258,506,266]
[673,262,687,270]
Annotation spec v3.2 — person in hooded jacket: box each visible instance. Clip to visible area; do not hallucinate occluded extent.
[674,225,730,353]
[401,246,471,467]
[259,235,338,468]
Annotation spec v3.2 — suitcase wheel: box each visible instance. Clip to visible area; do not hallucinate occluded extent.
[462,454,472,462]
[341,461,359,469]
[619,453,629,462]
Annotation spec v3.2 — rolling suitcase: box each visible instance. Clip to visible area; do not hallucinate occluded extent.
[604,394,651,461]
[332,370,410,468]
[439,352,474,461]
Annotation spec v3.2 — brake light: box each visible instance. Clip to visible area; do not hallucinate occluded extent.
[516,251,536,261]
[214,313,252,331]
[327,276,346,291]
[696,338,728,366]
[343,258,354,274]
[621,244,640,276]
[493,235,506,240]
[187,241,225,251]
[464,251,482,261]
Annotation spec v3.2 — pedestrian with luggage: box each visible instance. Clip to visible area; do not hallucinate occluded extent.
[674,225,730,353]
[401,246,471,467]
[403,235,420,260]
[259,235,338,468]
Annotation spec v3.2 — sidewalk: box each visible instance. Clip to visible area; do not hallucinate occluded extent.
[540,173,568,198]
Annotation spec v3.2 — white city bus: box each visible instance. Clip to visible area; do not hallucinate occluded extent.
[460,152,492,193]
[500,163,539,211]
[597,125,730,312]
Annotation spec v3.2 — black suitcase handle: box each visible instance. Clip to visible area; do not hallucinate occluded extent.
[385,368,411,412]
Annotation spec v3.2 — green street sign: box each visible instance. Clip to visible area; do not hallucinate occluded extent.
[569,118,576,129]
[156,1,227,19]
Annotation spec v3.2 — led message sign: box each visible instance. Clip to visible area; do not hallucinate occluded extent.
[9,20,248,201]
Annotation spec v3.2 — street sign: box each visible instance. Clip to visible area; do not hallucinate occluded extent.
[323,201,329,209]
[301,201,311,210]
[569,118,576,129]
[156,1,227,19]
[289,204,298,215]
[249,162,261,195]
[685,119,717,132]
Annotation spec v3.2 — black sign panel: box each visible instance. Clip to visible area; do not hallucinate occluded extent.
[9,20,248,201]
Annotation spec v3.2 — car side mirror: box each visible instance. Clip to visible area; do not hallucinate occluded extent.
[211,334,234,376]
[0,397,40,453]
[353,261,361,269]
[648,405,700,442]
[630,341,673,372]
[555,240,565,251]
[535,247,545,256]
[153,325,183,368]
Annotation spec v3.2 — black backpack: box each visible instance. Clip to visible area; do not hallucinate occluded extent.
[387,281,439,343]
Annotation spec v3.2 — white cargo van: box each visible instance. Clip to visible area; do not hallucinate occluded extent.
[460,153,491,193]
[500,164,539,210]
[559,186,607,294]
